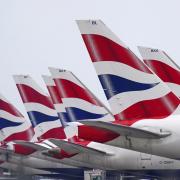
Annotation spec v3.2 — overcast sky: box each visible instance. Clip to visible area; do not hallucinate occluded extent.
[0,0,180,117]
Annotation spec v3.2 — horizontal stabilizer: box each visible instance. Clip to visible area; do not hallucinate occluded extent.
[81,121,171,139]
[13,140,51,151]
[48,138,113,156]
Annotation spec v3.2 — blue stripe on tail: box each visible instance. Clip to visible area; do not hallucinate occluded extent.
[0,118,22,130]
[27,111,59,127]
[65,107,107,121]
[98,74,159,99]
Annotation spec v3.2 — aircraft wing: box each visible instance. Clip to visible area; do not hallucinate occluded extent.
[81,121,171,139]
[48,138,114,156]
[13,140,51,151]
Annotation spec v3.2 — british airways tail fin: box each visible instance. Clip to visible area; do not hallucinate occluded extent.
[76,20,180,124]
[138,46,180,98]
[13,75,66,140]
[43,72,118,142]
[48,67,114,123]
[0,93,33,143]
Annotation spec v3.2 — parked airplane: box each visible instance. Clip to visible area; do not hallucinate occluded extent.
[138,46,180,98]
[76,20,180,160]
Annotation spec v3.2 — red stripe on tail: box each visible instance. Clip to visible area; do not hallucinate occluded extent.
[40,127,66,140]
[16,84,54,109]
[82,34,151,73]
[0,99,23,117]
[114,92,180,125]
[4,126,34,142]
[54,79,102,106]
[144,60,180,85]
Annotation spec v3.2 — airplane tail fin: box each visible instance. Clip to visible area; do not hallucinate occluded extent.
[0,93,34,143]
[43,69,118,142]
[48,67,114,123]
[76,20,180,124]
[43,74,88,141]
[138,46,180,98]
[13,75,66,140]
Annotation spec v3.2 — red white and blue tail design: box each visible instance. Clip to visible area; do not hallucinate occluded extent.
[13,75,66,140]
[138,47,180,98]
[48,68,114,123]
[0,93,33,143]
[77,20,180,123]
[43,75,96,150]
[43,74,117,141]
